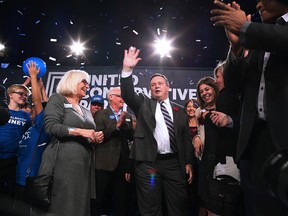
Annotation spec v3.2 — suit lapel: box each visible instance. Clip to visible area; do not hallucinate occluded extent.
[150,98,158,119]
[107,106,117,122]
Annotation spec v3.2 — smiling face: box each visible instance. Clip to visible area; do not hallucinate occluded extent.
[76,79,89,99]
[108,88,125,110]
[199,84,216,108]
[150,76,170,101]
[8,85,30,108]
[256,0,288,23]
[185,101,198,118]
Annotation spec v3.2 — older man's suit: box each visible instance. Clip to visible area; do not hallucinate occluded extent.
[121,74,193,216]
[93,107,134,216]
[225,20,288,215]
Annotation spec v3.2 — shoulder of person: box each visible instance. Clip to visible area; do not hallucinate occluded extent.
[170,101,184,110]
[49,93,65,102]
[94,108,108,117]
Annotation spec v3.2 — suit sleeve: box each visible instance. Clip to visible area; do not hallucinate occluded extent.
[224,48,246,96]
[120,74,142,114]
[241,22,288,53]
[44,93,67,137]
[94,110,118,143]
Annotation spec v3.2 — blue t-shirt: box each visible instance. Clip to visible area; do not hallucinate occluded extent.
[0,109,32,158]
[16,110,50,186]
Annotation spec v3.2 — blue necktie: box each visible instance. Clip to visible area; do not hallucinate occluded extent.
[160,101,177,152]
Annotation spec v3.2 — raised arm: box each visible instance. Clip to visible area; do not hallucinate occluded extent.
[38,78,49,102]
[27,61,43,115]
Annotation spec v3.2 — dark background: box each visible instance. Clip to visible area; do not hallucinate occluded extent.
[0,0,258,68]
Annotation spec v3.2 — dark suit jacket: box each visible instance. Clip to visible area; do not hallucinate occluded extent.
[215,88,241,159]
[94,107,134,171]
[120,74,194,178]
[225,21,288,161]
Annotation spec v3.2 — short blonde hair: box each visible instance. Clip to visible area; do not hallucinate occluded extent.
[56,70,90,95]
[7,84,31,96]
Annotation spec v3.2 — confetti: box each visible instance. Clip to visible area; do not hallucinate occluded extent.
[49,57,56,61]
[0,1,257,68]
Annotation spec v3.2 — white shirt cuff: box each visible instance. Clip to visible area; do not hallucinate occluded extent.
[121,70,133,78]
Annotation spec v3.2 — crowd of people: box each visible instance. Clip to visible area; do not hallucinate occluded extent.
[0,0,287,215]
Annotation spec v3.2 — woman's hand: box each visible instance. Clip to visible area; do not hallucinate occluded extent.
[94,131,104,144]
[81,129,98,143]
[193,136,203,159]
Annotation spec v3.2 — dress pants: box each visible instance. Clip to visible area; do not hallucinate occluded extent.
[93,158,129,216]
[135,155,189,216]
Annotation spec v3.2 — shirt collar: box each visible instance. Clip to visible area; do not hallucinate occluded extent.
[281,13,288,23]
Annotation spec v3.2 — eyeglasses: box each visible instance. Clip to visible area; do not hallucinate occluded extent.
[111,94,122,98]
[13,92,28,97]
[81,79,89,85]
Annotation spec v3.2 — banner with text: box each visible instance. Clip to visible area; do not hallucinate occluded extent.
[0,66,213,109]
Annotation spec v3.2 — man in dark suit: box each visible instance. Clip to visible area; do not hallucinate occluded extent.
[120,46,193,216]
[92,87,134,216]
[211,0,288,215]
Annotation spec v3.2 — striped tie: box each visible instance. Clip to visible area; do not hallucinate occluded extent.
[160,101,177,152]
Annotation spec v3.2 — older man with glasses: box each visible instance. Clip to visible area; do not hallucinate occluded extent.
[92,87,135,216]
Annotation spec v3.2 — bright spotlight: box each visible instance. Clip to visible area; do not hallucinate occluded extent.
[0,43,5,51]
[154,39,172,58]
[70,41,85,56]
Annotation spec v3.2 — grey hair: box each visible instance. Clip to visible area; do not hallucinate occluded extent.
[56,70,89,95]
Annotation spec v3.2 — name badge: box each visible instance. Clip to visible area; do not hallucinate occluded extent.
[109,115,115,120]
[64,103,73,108]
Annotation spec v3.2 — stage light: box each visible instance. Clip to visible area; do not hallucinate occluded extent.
[0,43,5,57]
[154,38,172,58]
[0,43,5,51]
[70,41,86,56]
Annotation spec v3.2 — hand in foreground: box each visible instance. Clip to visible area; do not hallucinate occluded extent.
[210,1,248,36]
[186,164,193,184]
[26,61,40,78]
[193,136,203,159]
[81,129,98,143]
[122,46,142,72]
[95,131,104,144]
[210,111,231,127]
[125,173,131,182]
[117,111,127,128]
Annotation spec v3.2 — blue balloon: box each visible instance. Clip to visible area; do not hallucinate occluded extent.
[23,57,47,78]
